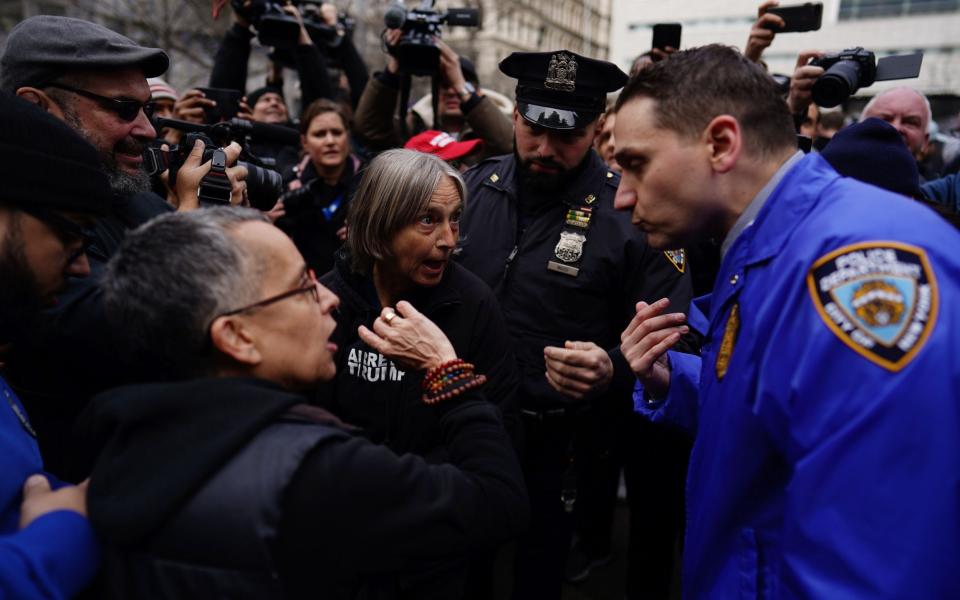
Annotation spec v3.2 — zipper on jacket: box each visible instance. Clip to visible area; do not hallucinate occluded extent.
[503,244,519,282]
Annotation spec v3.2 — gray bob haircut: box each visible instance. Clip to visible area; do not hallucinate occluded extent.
[347,148,466,273]
[102,206,269,380]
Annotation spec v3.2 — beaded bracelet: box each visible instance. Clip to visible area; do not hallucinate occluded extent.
[422,374,488,405]
[425,372,474,395]
[421,359,474,392]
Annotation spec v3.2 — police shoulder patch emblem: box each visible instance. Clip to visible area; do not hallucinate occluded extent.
[807,241,938,372]
[664,249,686,273]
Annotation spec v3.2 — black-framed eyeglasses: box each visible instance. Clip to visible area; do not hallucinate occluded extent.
[19,204,95,265]
[44,82,156,122]
[218,269,321,318]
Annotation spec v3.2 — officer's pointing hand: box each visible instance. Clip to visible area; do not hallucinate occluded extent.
[620,298,688,398]
[544,341,613,400]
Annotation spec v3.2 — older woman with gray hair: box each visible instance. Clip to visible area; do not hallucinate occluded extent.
[317,148,519,597]
[318,148,519,458]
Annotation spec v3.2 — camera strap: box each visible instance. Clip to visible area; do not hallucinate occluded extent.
[430,75,441,130]
[399,73,413,140]
[198,148,233,205]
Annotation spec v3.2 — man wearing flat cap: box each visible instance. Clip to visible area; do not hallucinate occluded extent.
[1,15,168,200]
[0,16,196,480]
[456,50,696,598]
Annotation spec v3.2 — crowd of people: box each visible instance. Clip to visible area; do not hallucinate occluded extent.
[0,1,958,599]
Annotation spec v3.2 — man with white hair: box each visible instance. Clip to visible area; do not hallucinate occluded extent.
[860,86,931,162]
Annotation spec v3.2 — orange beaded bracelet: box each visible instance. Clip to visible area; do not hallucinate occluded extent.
[422,373,488,405]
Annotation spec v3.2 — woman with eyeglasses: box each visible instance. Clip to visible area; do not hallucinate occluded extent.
[274,99,364,275]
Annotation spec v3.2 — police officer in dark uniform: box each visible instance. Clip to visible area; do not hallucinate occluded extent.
[456,50,696,599]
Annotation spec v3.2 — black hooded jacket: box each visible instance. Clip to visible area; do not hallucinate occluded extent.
[276,156,364,275]
[79,377,528,599]
[318,253,521,459]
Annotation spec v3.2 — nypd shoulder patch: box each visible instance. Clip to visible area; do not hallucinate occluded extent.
[806,241,938,372]
[664,249,686,273]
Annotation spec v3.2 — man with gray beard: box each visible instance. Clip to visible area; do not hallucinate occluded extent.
[1,15,173,255]
[0,16,177,480]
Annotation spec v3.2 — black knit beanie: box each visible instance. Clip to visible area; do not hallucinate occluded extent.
[0,93,112,215]
[821,117,922,199]
[247,85,286,109]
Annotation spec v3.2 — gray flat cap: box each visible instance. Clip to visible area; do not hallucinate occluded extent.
[0,16,169,93]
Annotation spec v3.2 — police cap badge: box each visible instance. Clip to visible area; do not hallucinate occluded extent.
[499,50,628,130]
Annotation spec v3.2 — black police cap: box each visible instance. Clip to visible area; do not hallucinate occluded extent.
[499,50,627,130]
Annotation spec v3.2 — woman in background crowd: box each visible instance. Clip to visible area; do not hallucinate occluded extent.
[276,99,364,274]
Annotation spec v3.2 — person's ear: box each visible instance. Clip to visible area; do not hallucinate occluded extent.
[209,316,262,367]
[15,87,66,119]
[703,115,742,174]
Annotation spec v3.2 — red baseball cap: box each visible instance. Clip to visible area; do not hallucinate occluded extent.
[403,130,483,163]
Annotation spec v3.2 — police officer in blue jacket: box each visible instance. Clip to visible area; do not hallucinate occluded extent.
[457,50,695,598]
[613,44,960,597]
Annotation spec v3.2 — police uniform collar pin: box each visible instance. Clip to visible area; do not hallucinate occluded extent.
[545,52,577,92]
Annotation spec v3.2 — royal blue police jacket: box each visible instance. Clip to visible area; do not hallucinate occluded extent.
[0,376,99,599]
[637,153,960,598]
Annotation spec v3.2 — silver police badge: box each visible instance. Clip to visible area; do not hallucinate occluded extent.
[554,230,586,263]
[545,53,577,92]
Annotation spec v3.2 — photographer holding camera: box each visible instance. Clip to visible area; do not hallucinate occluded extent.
[210,1,350,174]
[354,26,513,162]
[787,49,931,169]
[0,15,251,481]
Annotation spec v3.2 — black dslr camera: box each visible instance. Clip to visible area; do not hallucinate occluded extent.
[810,47,923,107]
[145,118,289,209]
[383,0,480,76]
[164,132,235,205]
[231,0,354,50]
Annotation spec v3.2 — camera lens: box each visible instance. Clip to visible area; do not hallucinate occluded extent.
[240,161,284,211]
[812,59,862,108]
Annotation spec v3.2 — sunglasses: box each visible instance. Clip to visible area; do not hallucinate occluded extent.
[19,205,96,265]
[44,82,157,122]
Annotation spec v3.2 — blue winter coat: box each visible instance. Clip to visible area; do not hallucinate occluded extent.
[637,153,960,598]
[921,172,960,214]
[0,376,99,599]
